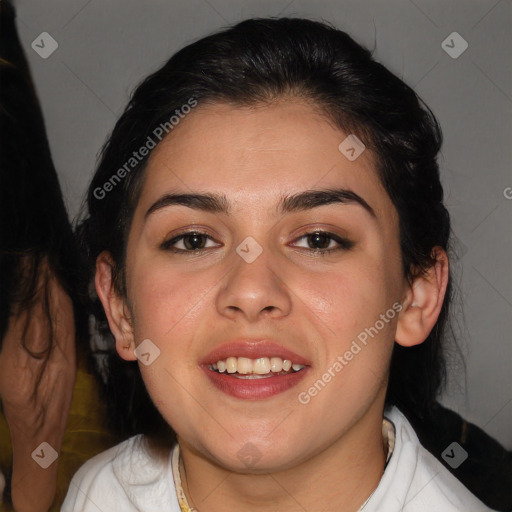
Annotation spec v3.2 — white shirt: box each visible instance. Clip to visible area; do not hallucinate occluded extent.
[61,406,496,511]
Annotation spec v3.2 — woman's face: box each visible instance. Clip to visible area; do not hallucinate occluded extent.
[121,99,407,471]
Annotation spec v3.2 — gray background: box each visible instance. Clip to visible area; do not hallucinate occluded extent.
[14,0,512,448]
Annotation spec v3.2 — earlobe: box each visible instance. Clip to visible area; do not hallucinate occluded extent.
[395,247,449,348]
[95,251,137,361]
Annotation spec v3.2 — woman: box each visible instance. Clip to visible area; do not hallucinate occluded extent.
[63,17,496,511]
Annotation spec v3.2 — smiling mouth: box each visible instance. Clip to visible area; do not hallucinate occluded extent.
[208,356,306,379]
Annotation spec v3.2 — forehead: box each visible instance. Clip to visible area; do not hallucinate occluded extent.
[137,100,392,219]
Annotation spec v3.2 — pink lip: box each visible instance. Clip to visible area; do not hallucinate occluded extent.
[199,339,311,400]
[202,366,310,400]
[199,339,310,366]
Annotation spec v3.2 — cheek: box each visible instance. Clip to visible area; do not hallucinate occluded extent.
[128,263,208,428]
[128,259,207,343]
[299,258,393,337]
[297,255,398,394]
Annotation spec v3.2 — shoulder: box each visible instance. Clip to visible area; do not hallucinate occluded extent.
[61,435,180,512]
[365,407,497,512]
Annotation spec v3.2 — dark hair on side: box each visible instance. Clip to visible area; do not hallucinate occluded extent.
[77,17,453,443]
[1,2,89,501]
[0,0,86,357]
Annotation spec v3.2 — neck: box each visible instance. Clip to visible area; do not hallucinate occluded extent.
[178,401,387,512]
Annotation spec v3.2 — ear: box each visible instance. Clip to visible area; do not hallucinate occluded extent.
[395,246,449,347]
[95,251,137,361]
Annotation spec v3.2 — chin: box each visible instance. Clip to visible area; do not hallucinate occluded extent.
[198,433,310,474]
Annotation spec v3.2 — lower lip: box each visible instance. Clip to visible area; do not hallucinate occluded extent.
[202,366,310,400]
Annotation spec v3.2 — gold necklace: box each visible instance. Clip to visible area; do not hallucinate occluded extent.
[171,444,198,512]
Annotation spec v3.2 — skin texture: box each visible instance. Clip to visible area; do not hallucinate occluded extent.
[0,260,76,512]
[96,99,449,512]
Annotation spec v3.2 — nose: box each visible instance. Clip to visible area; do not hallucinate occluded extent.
[215,241,293,323]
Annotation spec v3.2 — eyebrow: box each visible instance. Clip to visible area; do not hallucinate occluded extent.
[145,188,376,219]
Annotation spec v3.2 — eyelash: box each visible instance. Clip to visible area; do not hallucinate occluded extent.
[160,230,354,256]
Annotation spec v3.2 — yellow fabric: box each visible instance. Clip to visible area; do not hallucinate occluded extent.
[0,356,120,511]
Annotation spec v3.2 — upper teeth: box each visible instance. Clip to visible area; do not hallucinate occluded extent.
[210,357,305,375]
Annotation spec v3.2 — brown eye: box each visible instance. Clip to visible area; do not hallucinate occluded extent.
[306,232,331,250]
[160,231,218,252]
[181,232,208,250]
[292,231,354,254]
